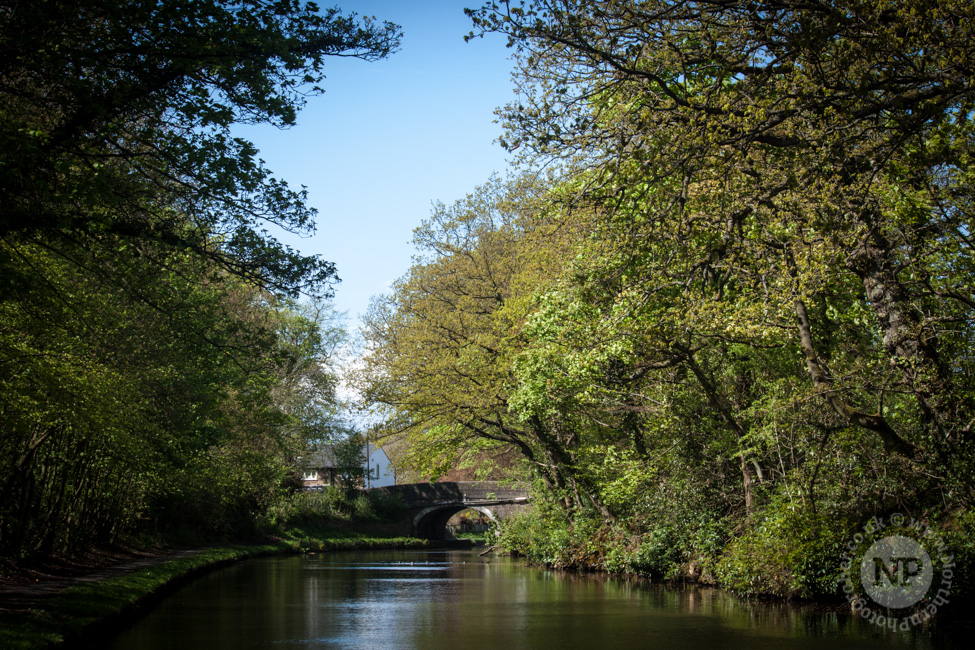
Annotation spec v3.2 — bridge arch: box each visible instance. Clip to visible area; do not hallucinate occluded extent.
[413,505,497,541]
[367,481,529,540]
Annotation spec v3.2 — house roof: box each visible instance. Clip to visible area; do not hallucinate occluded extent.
[302,443,387,469]
[302,446,342,469]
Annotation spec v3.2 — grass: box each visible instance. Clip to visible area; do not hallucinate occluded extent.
[454,531,490,542]
[0,534,427,650]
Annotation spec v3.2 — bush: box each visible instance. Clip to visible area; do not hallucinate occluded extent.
[497,498,732,580]
[365,490,407,521]
[713,504,849,599]
[920,507,975,601]
[604,526,684,578]
[495,507,586,568]
[261,488,408,532]
[351,495,375,520]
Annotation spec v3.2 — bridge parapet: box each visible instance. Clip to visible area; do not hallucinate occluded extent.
[367,481,530,540]
[371,481,528,508]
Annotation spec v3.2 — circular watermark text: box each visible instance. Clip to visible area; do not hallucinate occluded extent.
[838,514,953,631]
[860,534,932,608]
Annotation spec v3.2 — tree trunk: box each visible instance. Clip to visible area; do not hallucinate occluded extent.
[851,237,952,450]
[681,349,759,516]
[795,297,916,457]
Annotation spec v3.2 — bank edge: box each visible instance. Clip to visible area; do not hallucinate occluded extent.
[0,534,429,650]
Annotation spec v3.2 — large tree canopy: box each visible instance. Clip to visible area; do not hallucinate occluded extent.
[357,176,547,480]
[1,0,400,296]
[467,0,975,464]
[0,1,395,559]
[353,0,975,592]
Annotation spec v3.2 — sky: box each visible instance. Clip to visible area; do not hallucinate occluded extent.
[236,1,517,325]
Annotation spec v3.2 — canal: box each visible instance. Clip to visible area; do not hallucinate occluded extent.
[106,549,956,649]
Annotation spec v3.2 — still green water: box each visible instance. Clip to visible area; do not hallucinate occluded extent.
[106,550,956,649]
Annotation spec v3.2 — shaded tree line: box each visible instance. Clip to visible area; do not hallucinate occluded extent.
[0,0,400,559]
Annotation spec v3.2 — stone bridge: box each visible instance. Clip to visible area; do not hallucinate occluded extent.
[368,481,530,540]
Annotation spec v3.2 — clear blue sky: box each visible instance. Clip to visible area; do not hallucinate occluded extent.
[237,1,516,322]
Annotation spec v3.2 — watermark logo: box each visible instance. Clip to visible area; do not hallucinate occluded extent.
[860,534,932,608]
[838,513,953,630]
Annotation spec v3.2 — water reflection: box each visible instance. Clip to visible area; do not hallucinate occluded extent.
[105,550,955,649]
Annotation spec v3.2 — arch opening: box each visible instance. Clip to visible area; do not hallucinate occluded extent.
[413,505,496,540]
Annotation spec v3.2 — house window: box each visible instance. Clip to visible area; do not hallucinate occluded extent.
[303,470,318,481]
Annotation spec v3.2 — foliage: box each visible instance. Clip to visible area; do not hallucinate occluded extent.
[468,0,975,465]
[0,2,396,562]
[494,505,601,570]
[356,174,626,518]
[0,234,353,555]
[358,0,975,597]
[265,487,407,531]
[937,508,975,600]
[1,0,401,295]
[712,504,852,599]
[345,489,408,523]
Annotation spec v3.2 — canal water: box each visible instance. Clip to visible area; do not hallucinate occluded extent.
[106,549,959,649]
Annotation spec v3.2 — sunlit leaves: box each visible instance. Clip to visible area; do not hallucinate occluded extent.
[0,233,349,556]
[0,0,401,296]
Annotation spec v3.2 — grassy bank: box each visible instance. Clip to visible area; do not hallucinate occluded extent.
[0,532,427,650]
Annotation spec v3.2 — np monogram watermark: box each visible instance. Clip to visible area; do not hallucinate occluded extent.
[838,513,953,630]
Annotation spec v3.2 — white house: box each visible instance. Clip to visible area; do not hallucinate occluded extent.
[301,443,395,489]
[363,444,395,488]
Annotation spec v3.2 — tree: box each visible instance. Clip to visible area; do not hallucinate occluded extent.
[418,2,975,582]
[271,298,350,443]
[470,0,975,482]
[357,177,530,474]
[0,1,398,558]
[1,0,401,296]
[0,230,355,554]
[332,434,367,491]
[357,176,584,498]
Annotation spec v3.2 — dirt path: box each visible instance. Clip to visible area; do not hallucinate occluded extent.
[0,548,205,611]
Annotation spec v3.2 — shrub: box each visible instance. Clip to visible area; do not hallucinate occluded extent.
[713,504,849,599]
